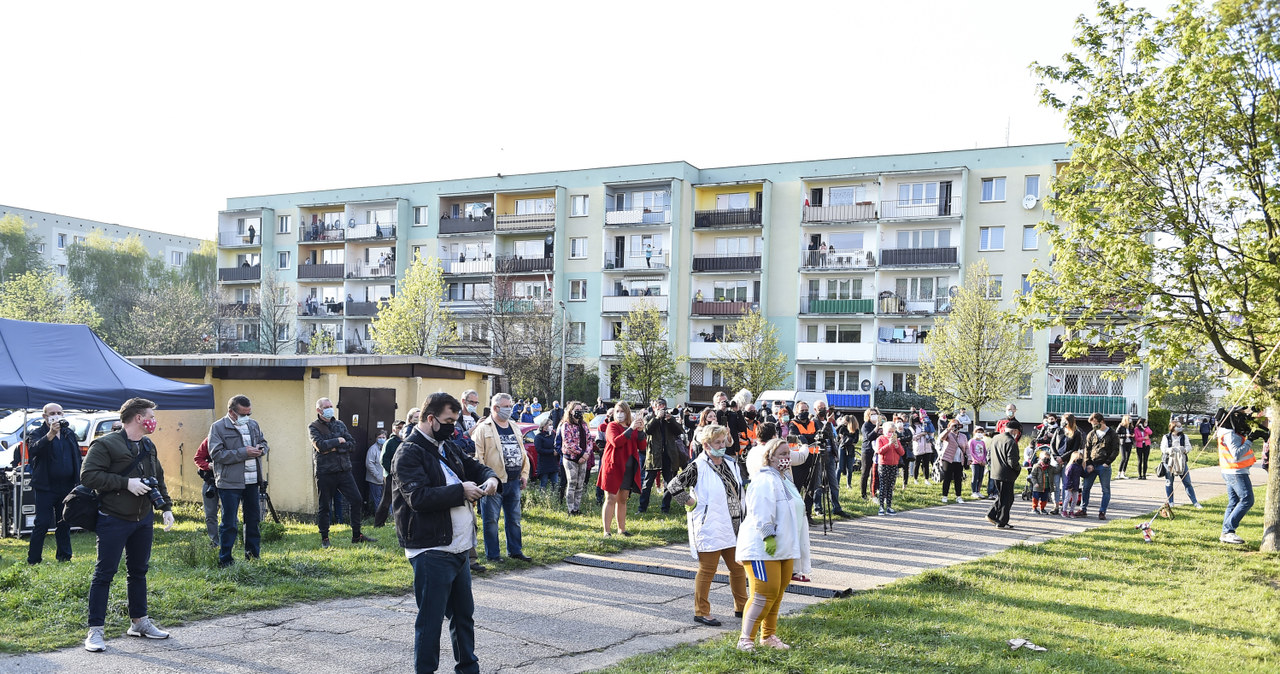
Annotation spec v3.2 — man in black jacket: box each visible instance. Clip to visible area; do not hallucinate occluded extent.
[27,403,82,565]
[639,398,684,513]
[393,392,498,674]
[309,397,377,548]
[986,420,1023,529]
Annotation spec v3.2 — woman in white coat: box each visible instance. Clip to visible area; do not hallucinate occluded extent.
[734,437,812,652]
[664,425,747,627]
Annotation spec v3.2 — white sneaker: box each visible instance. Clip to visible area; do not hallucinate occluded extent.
[878,508,886,516]
[1193,503,1204,509]
[887,508,897,515]
[956,497,965,504]
[1219,532,1245,544]
[1117,473,1128,480]
[126,616,170,639]
[84,626,105,652]
[970,492,981,500]
[941,496,949,504]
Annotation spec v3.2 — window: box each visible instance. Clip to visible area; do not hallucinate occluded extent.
[514,197,555,215]
[278,215,291,234]
[278,251,291,269]
[891,372,918,392]
[569,322,586,344]
[895,277,946,300]
[715,192,752,210]
[1021,274,1032,295]
[805,370,818,390]
[570,279,587,301]
[828,185,866,205]
[170,251,184,266]
[896,229,951,249]
[570,195,589,217]
[809,188,823,207]
[979,226,1005,251]
[714,236,756,255]
[983,275,1004,299]
[824,369,860,391]
[825,278,863,301]
[713,281,748,302]
[1022,225,1039,250]
[277,324,289,341]
[897,182,939,205]
[56,233,66,249]
[1024,175,1040,199]
[824,324,861,343]
[514,239,545,258]
[630,234,664,257]
[1021,327,1034,349]
[36,243,45,253]
[981,177,1006,202]
[1016,374,1033,399]
[74,235,85,245]
[569,237,588,259]
[56,264,66,276]
[414,206,429,226]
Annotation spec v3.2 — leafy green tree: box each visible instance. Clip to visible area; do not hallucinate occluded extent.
[1151,359,1226,416]
[565,369,601,405]
[115,279,215,355]
[1026,0,1280,549]
[370,253,455,356]
[711,310,791,397]
[918,259,1036,426]
[65,231,158,347]
[0,270,102,332]
[0,214,46,280]
[616,302,687,404]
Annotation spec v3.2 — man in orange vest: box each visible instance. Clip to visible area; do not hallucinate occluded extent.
[1217,408,1257,545]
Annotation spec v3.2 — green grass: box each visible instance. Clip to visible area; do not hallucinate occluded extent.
[600,497,1280,673]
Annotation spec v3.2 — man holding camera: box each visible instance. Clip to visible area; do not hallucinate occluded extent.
[640,398,684,514]
[81,398,174,652]
[310,397,378,548]
[209,395,269,567]
[26,402,82,565]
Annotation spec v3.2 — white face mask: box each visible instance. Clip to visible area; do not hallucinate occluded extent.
[895,421,905,430]
[869,414,879,423]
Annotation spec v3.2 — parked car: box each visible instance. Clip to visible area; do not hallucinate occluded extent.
[0,411,47,466]
[66,412,123,454]
[517,422,539,477]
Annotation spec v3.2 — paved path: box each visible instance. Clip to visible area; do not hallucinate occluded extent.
[1,465,1266,673]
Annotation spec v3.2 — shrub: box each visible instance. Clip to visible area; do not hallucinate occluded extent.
[259,520,285,543]
[1148,408,1170,437]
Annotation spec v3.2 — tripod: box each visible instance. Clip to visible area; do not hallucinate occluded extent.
[802,444,835,535]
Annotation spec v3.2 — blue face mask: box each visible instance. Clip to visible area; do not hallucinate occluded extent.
[707,446,727,458]
[322,408,336,420]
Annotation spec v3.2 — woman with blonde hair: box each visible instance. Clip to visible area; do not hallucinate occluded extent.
[600,402,646,536]
[1115,414,1135,479]
[664,424,747,628]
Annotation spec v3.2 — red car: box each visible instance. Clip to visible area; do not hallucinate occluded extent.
[518,422,540,477]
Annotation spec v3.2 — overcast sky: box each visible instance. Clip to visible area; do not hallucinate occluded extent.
[0,0,1113,239]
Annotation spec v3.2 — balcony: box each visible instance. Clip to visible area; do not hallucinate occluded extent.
[688,384,723,402]
[218,231,261,248]
[1047,340,1134,365]
[299,300,344,317]
[495,213,555,232]
[346,339,376,354]
[444,259,495,275]
[821,392,873,408]
[874,390,937,410]
[689,341,741,360]
[299,227,345,243]
[495,255,553,274]
[691,254,761,273]
[219,302,260,317]
[438,216,495,235]
[218,266,261,282]
[297,263,345,280]
[297,339,345,354]
[1046,394,1138,417]
[693,208,762,228]
[879,197,961,220]
[346,222,397,240]
[876,342,927,363]
[601,340,619,357]
[796,342,874,362]
[800,249,876,270]
[345,301,379,317]
[690,300,757,316]
[799,296,875,315]
[877,295,952,315]
[802,203,877,223]
[601,295,669,313]
[604,251,669,271]
[604,208,672,226]
[347,262,396,279]
[218,339,260,354]
[879,247,958,267]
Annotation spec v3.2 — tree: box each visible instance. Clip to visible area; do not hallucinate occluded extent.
[712,310,791,397]
[0,270,102,332]
[616,302,688,404]
[65,231,165,349]
[257,268,295,355]
[1151,360,1225,415]
[482,276,577,401]
[564,368,601,405]
[918,259,1037,426]
[115,279,215,355]
[370,253,455,356]
[1026,0,1280,549]
[0,214,46,280]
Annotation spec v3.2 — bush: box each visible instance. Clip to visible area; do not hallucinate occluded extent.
[259,520,285,543]
[1148,408,1171,437]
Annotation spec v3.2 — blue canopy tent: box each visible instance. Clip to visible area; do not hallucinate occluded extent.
[0,318,213,411]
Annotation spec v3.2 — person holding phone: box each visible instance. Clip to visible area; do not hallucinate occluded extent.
[209,395,269,568]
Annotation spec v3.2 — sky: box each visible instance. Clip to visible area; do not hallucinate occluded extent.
[0,0,1114,239]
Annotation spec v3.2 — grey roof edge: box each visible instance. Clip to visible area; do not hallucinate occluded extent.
[127,354,503,376]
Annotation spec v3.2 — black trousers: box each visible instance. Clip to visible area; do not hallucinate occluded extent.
[860,448,875,498]
[1135,446,1151,478]
[317,471,364,539]
[987,478,1016,526]
[28,482,75,563]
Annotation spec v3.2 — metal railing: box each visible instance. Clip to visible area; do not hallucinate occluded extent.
[297,263,345,280]
[218,231,261,247]
[802,203,877,223]
[1047,341,1133,365]
[438,216,494,235]
[603,251,668,270]
[495,256,553,274]
[298,300,345,317]
[604,207,672,225]
[601,294,669,313]
[219,302,260,316]
[345,301,380,317]
[876,342,927,362]
[299,226,346,243]
[874,390,937,410]
[688,385,723,402]
[347,262,396,278]
[693,208,762,227]
[218,266,261,282]
[691,254,761,272]
[800,249,876,269]
[879,196,961,219]
[799,295,876,314]
[876,294,952,314]
[495,213,556,231]
[879,247,958,266]
[346,222,397,240]
[690,300,757,315]
[1045,395,1138,417]
[444,259,495,275]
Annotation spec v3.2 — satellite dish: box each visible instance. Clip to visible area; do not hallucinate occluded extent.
[1022,194,1038,210]
[861,379,871,392]
[949,285,960,297]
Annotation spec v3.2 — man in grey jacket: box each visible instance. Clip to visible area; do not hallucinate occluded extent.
[209,395,269,568]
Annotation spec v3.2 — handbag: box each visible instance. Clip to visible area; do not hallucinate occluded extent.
[60,445,147,531]
[1156,462,1168,479]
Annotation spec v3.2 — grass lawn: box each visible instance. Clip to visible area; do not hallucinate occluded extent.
[601,496,1280,673]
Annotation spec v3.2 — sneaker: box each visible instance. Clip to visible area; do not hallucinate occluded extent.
[1117,473,1128,480]
[469,562,487,573]
[736,637,756,652]
[956,497,965,504]
[1078,508,1088,517]
[970,492,981,500]
[510,553,534,562]
[886,508,896,515]
[878,508,886,516]
[84,626,105,652]
[1098,512,1107,520]
[321,537,331,549]
[761,635,791,650]
[941,496,949,504]
[126,616,170,639]
[1220,532,1245,544]
[352,534,378,544]
[1193,503,1204,510]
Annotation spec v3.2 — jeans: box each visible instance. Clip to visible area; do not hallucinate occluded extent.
[1164,471,1198,505]
[219,483,261,565]
[1222,472,1255,535]
[840,447,859,487]
[316,471,364,539]
[987,479,1015,526]
[201,482,220,544]
[1081,464,1112,513]
[479,478,523,559]
[971,464,986,494]
[410,550,479,674]
[88,512,154,627]
[28,483,75,563]
[639,451,675,512]
[367,482,384,514]
[538,471,560,490]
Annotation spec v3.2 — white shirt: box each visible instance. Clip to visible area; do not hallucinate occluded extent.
[405,435,476,558]
[234,419,258,485]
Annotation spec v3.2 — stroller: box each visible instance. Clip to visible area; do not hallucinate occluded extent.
[1020,444,1053,501]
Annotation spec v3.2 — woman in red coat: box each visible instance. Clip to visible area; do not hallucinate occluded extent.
[601,401,647,536]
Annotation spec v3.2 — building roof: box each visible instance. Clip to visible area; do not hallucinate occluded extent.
[128,353,503,376]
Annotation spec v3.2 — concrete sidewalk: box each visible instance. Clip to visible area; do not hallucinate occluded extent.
[1,465,1265,673]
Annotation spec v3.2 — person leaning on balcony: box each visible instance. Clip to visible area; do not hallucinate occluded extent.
[1080,413,1119,520]
[695,289,704,302]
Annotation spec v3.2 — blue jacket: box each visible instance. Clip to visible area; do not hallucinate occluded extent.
[28,422,82,491]
[534,431,559,477]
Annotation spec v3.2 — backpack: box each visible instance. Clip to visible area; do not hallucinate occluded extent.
[1164,434,1189,477]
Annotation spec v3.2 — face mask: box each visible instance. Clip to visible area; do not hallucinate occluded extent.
[432,420,456,441]
[656,408,666,417]
[615,413,627,423]
[141,418,158,434]
[869,414,879,423]
[780,415,790,424]
[895,421,905,430]
[322,408,336,420]
[707,446,727,458]
[377,438,386,445]
[771,455,791,472]
[1172,427,1182,435]
[744,411,756,420]
[1007,411,1016,418]
[496,406,513,421]
[975,433,984,439]
[234,414,249,426]
[797,411,809,421]
[466,404,477,414]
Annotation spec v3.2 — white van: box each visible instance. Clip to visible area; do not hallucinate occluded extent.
[756,390,828,413]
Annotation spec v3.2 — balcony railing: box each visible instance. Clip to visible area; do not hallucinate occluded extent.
[346,222,397,240]
[218,339,260,354]
[347,262,396,279]
[688,384,723,402]
[297,263,345,280]
[218,231,261,247]
[218,266,261,282]
[438,216,495,235]
[346,339,376,355]
[690,300,757,316]
[879,247,958,267]
[297,339,345,354]
[495,213,555,232]
[876,342,927,362]
[689,341,741,360]
[604,251,669,270]
[822,392,873,408]
[1047,341,1133,365]
[345,301,379,317]
[495,255,553,274]
[691,254,761,272]
[802,203,877,223]
[601,295,669,313]
[795,342,874,362]
[693,208,762,228]
[801,249,876,270]
[874,390,937,410]
[299,227,345,243]
[604,208,672,226]
[799,296,875,315]
[445,259,495,275]
[877,294,952,314]
[299,300,344,317]
[219,302,260,317]
[879,197,961,219]
[1046,394,1137,417]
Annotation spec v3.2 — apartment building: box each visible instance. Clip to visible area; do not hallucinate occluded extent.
[213,143,1149,420]
[0,204,207,277]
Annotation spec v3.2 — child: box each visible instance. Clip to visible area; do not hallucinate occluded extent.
[968,428,990,499]
[1061,450,1084,517]
[1028,450,1053,515]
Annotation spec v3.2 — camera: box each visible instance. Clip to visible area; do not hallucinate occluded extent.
[140,476,166,509]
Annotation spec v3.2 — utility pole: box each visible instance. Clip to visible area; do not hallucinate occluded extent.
[558,300,567,407]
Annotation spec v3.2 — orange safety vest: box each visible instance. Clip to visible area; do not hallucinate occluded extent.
[741,421,758,446]
[1219,433,1256,470]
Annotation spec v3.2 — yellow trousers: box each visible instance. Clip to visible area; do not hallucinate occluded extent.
[740,558,794,640]
[695,547,748,617]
